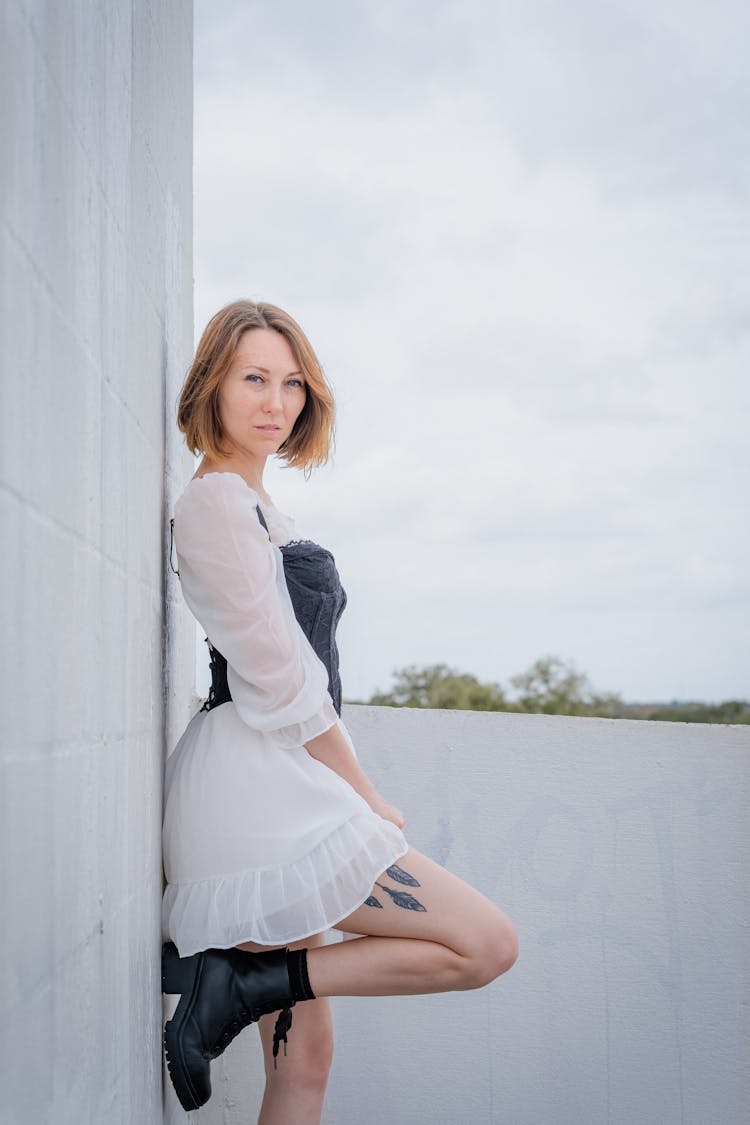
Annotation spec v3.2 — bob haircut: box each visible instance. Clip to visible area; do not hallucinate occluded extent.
[177,300,335,471]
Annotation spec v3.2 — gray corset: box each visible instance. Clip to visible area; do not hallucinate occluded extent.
[280,538,348,714]
[200,505,347,716]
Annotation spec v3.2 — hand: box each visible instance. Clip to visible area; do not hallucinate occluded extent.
[368,792,406,830]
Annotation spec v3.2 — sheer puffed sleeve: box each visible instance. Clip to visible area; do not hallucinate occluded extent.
[173,472,338,748]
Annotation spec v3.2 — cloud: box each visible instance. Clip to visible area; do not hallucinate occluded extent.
[193,0,750,700]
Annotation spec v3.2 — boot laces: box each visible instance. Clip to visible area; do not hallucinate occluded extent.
[272,1008,293,1069]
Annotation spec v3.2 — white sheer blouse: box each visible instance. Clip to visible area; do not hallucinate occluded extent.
[162,471,408,955]
[173,472,338,749]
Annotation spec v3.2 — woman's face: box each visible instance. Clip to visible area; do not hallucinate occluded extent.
[217,328,307,460]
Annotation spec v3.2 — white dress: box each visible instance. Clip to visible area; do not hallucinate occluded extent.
[162,471,408,957]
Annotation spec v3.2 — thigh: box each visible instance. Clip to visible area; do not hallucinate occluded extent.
[333,847,511,955]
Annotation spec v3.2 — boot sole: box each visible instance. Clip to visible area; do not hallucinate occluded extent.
[162,944,209,1111]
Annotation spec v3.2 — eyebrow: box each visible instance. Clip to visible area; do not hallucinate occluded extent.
[240,363,304,377]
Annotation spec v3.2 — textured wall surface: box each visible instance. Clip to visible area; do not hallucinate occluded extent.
[197,706,749,1125]
[0,3,193,1122]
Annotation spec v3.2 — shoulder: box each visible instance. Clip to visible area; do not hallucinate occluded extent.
[174,472,269,555]
[176,471,261,518]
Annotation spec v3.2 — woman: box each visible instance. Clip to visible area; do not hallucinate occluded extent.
[162,300,518,1122]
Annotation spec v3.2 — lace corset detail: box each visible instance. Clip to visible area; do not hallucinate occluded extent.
[202,529,347,717]
[279,540,347,713]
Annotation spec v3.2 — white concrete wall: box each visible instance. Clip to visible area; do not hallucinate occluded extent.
[0,3,194,1123]
[199,706,749,1125]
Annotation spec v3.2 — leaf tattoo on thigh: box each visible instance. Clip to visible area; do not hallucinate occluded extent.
[385,864,421,887]
[375,883,427,912]
[364,895,383,908]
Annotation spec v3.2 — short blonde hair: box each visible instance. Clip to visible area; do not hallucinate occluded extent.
[177,300,335,470]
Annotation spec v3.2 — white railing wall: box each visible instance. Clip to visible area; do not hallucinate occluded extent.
[198,705,749,1125]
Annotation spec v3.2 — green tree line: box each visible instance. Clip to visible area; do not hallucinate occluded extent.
[360,657,749,724]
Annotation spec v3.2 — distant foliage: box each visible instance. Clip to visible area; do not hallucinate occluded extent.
[363,656,749,724]
[608,699,750,724]
[368,663,508,712]
[508,656,622,717]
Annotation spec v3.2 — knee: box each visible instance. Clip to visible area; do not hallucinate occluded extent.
[268,1019,334,1092]
[295,1032,334,1093]
[461,911,519,990]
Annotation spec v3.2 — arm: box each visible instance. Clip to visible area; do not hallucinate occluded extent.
[174,474,337,747]
[305,723,406,829]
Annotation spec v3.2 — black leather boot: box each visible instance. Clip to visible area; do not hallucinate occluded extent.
[162,941,295,1111]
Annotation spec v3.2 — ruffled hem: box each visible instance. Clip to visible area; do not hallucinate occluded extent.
[162,812,409,957]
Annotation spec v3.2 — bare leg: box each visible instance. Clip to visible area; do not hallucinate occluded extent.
[311,848,516,996]
[239,848,517,1000]
[230,850,515,1122]
[252,933,333,1125]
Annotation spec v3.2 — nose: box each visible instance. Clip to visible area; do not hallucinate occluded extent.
[263,381,283,413]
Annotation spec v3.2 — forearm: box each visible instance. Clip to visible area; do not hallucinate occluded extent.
[305,722,406,829]
[304,722,379,803]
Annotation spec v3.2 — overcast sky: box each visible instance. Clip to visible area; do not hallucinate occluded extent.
[193,0,748,704]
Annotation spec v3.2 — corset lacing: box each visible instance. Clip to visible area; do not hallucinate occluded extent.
[199,639,232,712]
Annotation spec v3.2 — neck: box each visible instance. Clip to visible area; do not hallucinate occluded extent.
[199,451,268,495]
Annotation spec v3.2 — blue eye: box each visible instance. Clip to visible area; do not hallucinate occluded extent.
[245,373,263,383]
[287,378,304,389]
